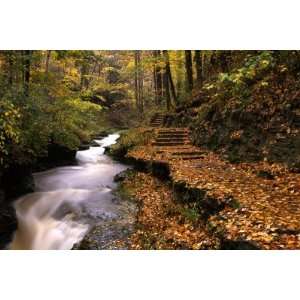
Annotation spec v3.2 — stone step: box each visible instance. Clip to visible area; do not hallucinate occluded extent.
[158,128,188,131]
[155,138,189,142]
[152,142,191,146]
[157,136,189,139]
[172,151,204,156]
[172,156,204,160]
[157,150,187,154]
[158,132,189,136]
[158,129,188,132]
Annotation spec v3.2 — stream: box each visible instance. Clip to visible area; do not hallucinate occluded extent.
[10,134,136,250]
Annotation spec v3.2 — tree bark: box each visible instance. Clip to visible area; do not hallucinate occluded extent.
[194,50,202,86]
[162,51,171,110]
[134,50,143,113]
[152,51,159,104]
[219,51,230,73]
[7,51,14,86]
[45,50,51,73]
[163,50,177,105]
[134,51,139,110]
[153,63,158,104]
[185,50,193,93]
[138,51,144,113]
[163,71,171,110]
[175,50,183,99]
[23,50,32,97]
[155,50,163,103]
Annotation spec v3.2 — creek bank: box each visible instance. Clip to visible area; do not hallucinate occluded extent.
[0,129,119,249]
[72,169,138,250]
[119,170,220,249]
[109,127,300,249]
[0,172,17,249]
[0,143,78,249]
[9,132,139,250]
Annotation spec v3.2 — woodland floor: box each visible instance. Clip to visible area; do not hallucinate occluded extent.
[124,123,300,249]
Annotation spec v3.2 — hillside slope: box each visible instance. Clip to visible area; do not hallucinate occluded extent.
[165,52,300,171]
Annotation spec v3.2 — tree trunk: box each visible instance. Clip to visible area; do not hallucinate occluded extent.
[194,50,202,86]
[23,50,32,97]
[134,50,143,113]
[134,51,139,110]
[163,71,171,110]
[7,51,14,86]
[45,50,51,73]
[162,52,171,110]
[175,50,183,99]
[153,63,158,104]
[138,51,144,113]
[155,50,163,103]
[152,51,159,104]
[185,50,193,93]
[219,51,230,73]
[163,50,177,105]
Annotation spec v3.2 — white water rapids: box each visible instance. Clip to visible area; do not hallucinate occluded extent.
[11,134,128,250]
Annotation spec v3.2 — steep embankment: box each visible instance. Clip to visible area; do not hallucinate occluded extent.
[165,57,300,171]
[110,82,300,250]
[125,127,300,249]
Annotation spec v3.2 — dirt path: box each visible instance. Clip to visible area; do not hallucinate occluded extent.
[127,126,300,249]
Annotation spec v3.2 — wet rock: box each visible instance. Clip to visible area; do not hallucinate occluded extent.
[0,202,17,249]
[78,143,90,151]
[47,143,77,162]
[72,220,136,250]
[92,135,106,140]
[151,161,170,180]
[36,143,77,171]
[220,239,261,250]
[90,140,101,147]
[2,164,34,199]
[257,170,275,180]
[114,169,133,182]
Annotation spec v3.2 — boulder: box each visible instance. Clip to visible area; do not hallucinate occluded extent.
[2,164,34,199]
[0,202,17,249]
[90,140,101,147]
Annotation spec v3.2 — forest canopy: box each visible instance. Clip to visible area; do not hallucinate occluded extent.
[1,50,300,168]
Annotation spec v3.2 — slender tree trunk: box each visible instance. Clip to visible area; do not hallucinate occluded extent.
[152,51,159,104]
[153,64,158,104]
[175,50,183,100]
[163,71,171,110]
[7,51,14,86]
[80,64,89,90]
[163,50,177,105]
[201,51,205,82]
[134,50,143,113]
[45,50,51,73]
[134,51,139,110]
[162,52,171,110]
[23,50,32,97]
[138,51,144,113]
[194,50,202,86]
[155,50,163,103]
[185,50,193,93]
[219,51,229,73]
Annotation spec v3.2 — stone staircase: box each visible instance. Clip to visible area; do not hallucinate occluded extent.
[152,128,206,160]
[127,124,300,249]
[152,128,191,146]
[150,114,165,127]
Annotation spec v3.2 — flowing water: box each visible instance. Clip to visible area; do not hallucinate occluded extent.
[11,134,133,250]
